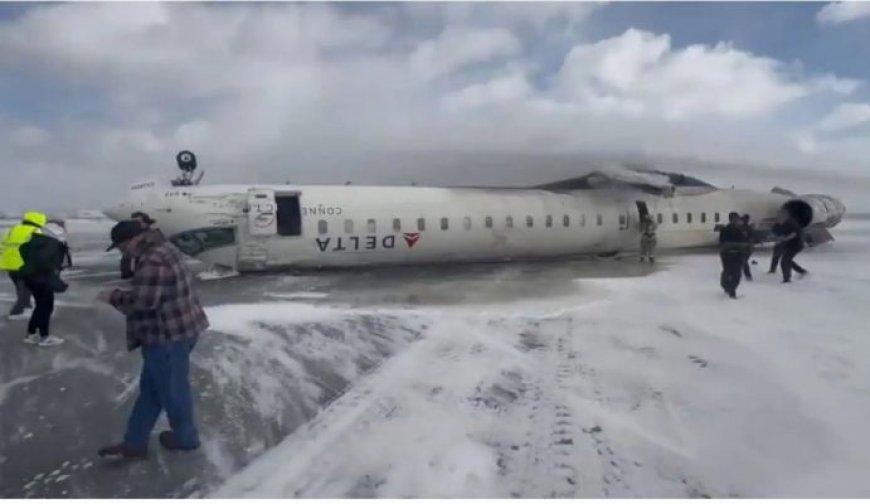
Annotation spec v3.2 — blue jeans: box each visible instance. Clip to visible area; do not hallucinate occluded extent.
[124,338,200,449]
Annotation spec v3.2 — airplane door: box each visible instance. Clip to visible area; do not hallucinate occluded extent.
[238,188,276,271]
[635,201,650,223]
[247,189,278,236]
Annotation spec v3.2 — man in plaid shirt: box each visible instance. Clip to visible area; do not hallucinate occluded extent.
[96,220,209,459]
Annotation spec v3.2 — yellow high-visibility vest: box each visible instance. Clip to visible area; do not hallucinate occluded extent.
[0,212,47,271]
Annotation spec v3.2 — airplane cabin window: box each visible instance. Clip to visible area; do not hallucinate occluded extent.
[506,216,514,228]
[169,227,235,257]
[619,214,626,226]
[393,218,401,231]
[687,213,693,224]
[318,220,328,235]
[417,218,426,231]
[441,217,449,230]
[580,214,586,227]
[714,212,720,223]
[367,219,376,233]
[526,216,534,228]
[485,216,493,228]
[701,212,707,223]
[657,213,663,224]
[563,215,570,227]
[463,217,472,230]
[545,215,553,228]
[276,195,302,236]
[344,219,354,233]
[596,214,603,226]
[672,213,678,224]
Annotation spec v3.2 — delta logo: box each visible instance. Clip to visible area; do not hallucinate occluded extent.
[315,233,422,253]
[403,232,421,248]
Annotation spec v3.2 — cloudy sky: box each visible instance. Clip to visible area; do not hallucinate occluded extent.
[1,1,869,213]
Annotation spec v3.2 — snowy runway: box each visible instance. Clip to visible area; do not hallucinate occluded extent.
[214,217,870,498]
[2,217,870,498]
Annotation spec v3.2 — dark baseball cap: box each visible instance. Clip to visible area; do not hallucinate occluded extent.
[106,220,145,251]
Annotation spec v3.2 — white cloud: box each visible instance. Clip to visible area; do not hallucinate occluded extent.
[401,2,599,33]
[10,126,52,148]
[410,26,522,80]
[793,102,870,156]
[809,74,862,95]
[817,2,870,24]
[0,3,868,213]
[440,71,533,111]
[555,29,814,120]
[792,131,819,154]
[817,102,870,133]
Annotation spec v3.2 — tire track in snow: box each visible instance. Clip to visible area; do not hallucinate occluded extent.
[496,318,603,498]
[503,316,648,498]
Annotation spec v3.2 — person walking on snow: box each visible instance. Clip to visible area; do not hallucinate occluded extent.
[120,211,156,280]
[768,220,785,274]
[18,221,70,346]
[719,212,748,299]
[776,210,808,283]
[96,220,209,459]
[639,214,657,264]
[0,211,46,319]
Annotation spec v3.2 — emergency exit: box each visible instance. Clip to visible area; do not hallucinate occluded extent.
[246,189,302,237]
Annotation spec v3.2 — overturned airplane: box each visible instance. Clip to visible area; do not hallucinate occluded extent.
[103,151,846,272]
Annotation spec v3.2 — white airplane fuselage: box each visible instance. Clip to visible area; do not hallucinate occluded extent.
[104,179,845,272]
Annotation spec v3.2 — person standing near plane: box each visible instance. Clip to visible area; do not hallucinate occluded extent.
[120,212,156,280]
[97,220,209,459]
[1,211,46,319]
[777,211,808,283]
[768,218,785,274]
[741,214,754,281]
[639,214,657,264]
[719,212,747,299]
[18,221,70,346]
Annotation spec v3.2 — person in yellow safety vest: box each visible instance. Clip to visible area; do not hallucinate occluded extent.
[1,211,47,319]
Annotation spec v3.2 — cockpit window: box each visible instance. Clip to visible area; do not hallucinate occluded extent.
[169,227,236,257]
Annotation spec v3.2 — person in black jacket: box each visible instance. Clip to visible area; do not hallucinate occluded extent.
[120,212,155,279]
[768,221,785,274]
[719,212,748,299]
[776,211,808,283]
[18,222,70,346]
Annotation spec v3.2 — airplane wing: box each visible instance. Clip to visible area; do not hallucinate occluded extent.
[771,186,798,197]
[803,223,834,246]
[535,167,675,194]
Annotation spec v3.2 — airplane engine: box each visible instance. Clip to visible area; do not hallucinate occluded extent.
[783,195,846,229]
[782,194,846,246]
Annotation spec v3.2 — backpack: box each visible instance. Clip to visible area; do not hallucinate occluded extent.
[19,234,69,292]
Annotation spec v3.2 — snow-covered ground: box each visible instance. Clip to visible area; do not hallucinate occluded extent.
[210,217,870,498]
